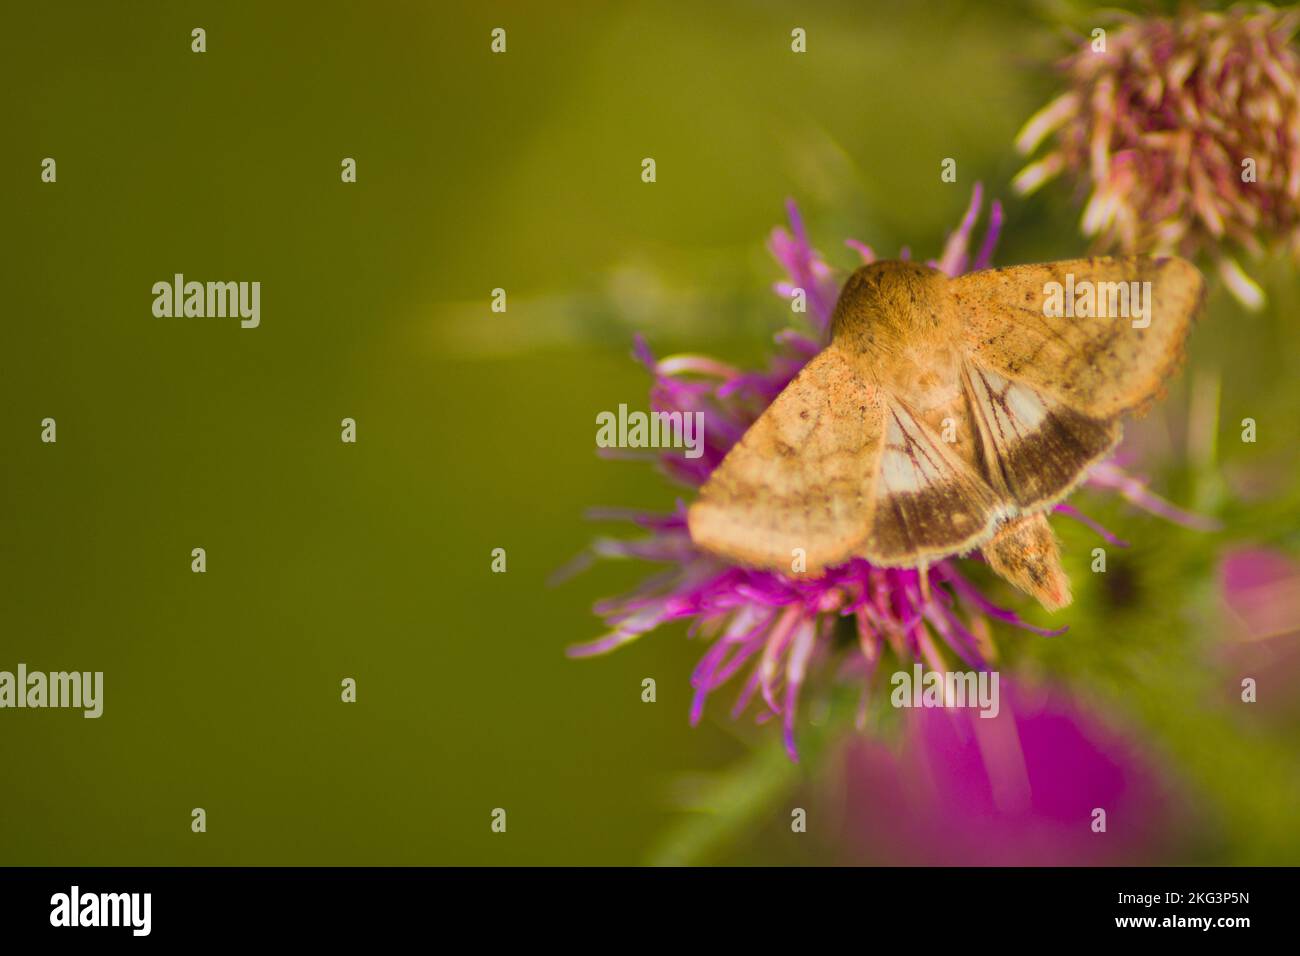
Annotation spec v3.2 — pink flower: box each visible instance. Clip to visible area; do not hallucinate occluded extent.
[832,682,1176,865]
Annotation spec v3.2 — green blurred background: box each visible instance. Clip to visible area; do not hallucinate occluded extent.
[2,0,1298,865]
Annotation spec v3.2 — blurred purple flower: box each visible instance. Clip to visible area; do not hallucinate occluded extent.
[834,682,1176,865]
[1220,546,1300,642]
[567,186,1205,760]
[1215,547,1300,723]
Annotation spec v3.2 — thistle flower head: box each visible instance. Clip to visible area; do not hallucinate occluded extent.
[1015,4,1300,309]
[568,186,1204,760]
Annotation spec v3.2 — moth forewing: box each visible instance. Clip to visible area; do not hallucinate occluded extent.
[686,346,886,574]
[953,255,1204,419]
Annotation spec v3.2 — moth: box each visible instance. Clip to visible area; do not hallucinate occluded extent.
[687,256,1204,610]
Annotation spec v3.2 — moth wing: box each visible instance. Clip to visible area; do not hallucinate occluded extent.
[687,346,885,573]
[962,362,1121,512]
[952,255,1203,419]
[862,400,1008,567]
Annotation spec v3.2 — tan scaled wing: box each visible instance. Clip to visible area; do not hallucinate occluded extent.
[691,348,1016,573]
[951,255,1204,420]
[687,345,886,573]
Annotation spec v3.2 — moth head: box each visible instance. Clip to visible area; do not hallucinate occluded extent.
[830,260,953,354]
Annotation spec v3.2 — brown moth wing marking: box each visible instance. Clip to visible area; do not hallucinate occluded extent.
[952,255,1203,419]
[963,362,1121,512]
[687,345,886,573]
[862,400,1008,568]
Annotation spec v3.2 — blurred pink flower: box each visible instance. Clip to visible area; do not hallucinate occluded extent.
[833,683,1176,865]
[1215,547,1300,724]
[1220,546,1300,642]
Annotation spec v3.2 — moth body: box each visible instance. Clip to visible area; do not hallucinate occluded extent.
[832,261,976,457]
[832,262,961,394]
[688,253,1203,611]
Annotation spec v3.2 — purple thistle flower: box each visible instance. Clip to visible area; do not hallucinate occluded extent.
[568,186,1202,761]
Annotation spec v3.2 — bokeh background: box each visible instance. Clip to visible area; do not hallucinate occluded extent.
[2,0,1298,865]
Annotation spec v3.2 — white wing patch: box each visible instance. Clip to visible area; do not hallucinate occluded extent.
[963,360,1121,509]
[862,402,1009,565]
[879,406,949,494]
[967,366,1049,441]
